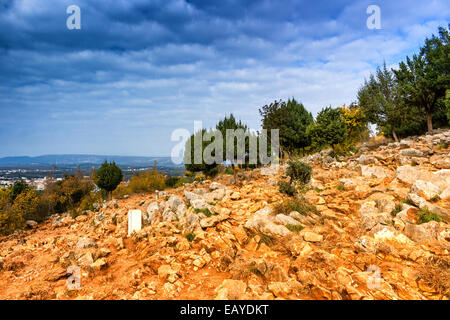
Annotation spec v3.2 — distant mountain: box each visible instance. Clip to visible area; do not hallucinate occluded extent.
[0,154,182,167]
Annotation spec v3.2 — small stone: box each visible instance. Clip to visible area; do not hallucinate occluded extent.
[230,192,241,200]
[303,232,323,242]
[90,258,107,271]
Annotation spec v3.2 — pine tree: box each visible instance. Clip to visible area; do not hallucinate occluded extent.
[95,161,123,198]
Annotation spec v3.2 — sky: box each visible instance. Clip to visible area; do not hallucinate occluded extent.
[0,0,449,157]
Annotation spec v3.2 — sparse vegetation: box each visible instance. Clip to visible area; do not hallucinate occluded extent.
[185,233,196,242]
[278,181,296,196]
[194,208,216,217]
[391,204,403,217]
[418,208,443,224]
[273,197,317,216]
[285,224,304,232]
[286,159,312,185]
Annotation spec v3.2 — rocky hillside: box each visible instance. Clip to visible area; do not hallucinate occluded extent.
[0,130,449,300]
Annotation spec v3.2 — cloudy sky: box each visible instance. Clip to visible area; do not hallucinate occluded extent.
[0,0,448,157]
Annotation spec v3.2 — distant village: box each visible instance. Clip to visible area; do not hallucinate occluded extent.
[0,171,62,190]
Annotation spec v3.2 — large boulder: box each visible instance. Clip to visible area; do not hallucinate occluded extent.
[407,193,448,221]
[191,198,208,210]
[358,201,392,231]
[184,191,201,202]
[404,221,442,243]
[209,182,225,191]
[432,169,450,189]
[360,165,392,179]
[440,186,450,200]
[395,165,433,186]
[399,148,425,157]
[274,214,301,226]
[245,207,291,237]
[411,180,441,201]
[357,155,375,165]
[166,195,184,211]
[145,202,161,224]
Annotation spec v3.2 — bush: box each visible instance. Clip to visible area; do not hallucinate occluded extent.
[278,181,296,196]
[0,188,47,234]
[166,176,181,188]
[79,191,103,211]
[273,197,316,216]
[286,159,312,185]
[10,180,29,202]
[128,168,165,194]
[44,174,94,214]
[185,233,196,242]
[112,183,131,198]
[418,208,443,224]
[195,174,206,182]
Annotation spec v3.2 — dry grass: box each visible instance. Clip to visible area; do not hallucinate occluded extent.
[417,255,450,296]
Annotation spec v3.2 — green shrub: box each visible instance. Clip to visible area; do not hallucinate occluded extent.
[194,208,216,217]
[273,197,317,216]
[185,233,196,242]
[285,224,304,232]
[278,181,296,196]
[336,183,345,191]
[286,159,312,185]
[165,176,181,188]
[224,167,234,175]
[418,208,443,224]
[10,180,29,202]
[391,204,402,217]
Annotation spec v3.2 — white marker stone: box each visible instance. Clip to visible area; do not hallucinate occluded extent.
[128,209,142,236]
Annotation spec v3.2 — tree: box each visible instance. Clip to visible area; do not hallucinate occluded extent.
[340,103,368,142]
[358,63,406,142]
[286,98,314,154]
[307,106,347,154]
[95,161,123,198]
[259,98,313,157]
[446,89,450,122]
[184,129,219,177]
[394,25,449,132]
[10,180,29,202]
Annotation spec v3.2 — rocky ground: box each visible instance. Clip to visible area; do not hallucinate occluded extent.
[0,130,449,300]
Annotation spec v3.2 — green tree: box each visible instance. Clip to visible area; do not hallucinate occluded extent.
[184,129,219,176]
[307,106,347,154]
[394,25,450,132]
[10,180,29,202]
[446,89,450,122]
[259,98,313,157]
[358,63,407,142]
[286,98,314,154]
[95,161,123,198]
